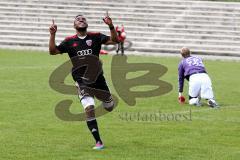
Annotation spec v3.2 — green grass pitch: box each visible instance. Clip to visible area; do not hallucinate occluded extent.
[0,49,239,160]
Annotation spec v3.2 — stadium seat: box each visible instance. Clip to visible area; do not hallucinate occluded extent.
[0,0,240,56]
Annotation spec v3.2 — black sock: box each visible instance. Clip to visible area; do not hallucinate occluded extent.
[86,119,102,144]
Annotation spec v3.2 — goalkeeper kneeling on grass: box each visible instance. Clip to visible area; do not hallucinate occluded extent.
[178,47,218,108]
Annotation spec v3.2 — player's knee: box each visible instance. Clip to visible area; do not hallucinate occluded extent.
[85,105,95,120]
[102,100,114,112]
[85,105,94,113]
[81,96,95,119]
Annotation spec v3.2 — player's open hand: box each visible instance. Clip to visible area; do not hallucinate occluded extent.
[103,11,113,26]
[49,19,57,35]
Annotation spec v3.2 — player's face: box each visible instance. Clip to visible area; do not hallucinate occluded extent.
[74,16,88,29]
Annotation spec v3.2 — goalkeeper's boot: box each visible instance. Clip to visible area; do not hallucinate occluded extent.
[208,99,219,108]
[189,97,201,107]
[93,141,104,150]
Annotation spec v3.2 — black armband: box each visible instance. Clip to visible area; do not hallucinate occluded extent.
[109,26,114,30]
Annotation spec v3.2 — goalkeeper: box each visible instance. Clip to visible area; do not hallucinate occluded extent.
[178,47,218,108]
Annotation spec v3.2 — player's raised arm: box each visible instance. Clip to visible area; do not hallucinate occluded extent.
[103,11,119,44]
[49,19,60,55]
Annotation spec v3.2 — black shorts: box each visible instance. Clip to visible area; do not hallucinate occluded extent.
[75,74,112,103]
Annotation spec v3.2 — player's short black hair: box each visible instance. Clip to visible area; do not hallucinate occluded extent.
[75,14,84,19]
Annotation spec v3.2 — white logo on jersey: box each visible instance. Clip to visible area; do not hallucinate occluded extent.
[77,49,92,56]
[86,40,92,46]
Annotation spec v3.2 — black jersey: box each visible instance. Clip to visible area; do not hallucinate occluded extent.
[56,32,110,82]
[57,32,109,58]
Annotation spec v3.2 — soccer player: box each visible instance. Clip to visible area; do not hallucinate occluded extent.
[178,47,218,108]
[116,25,126,55]
[49,14,118,150]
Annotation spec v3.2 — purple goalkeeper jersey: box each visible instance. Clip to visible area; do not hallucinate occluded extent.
[178,56,207,92]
